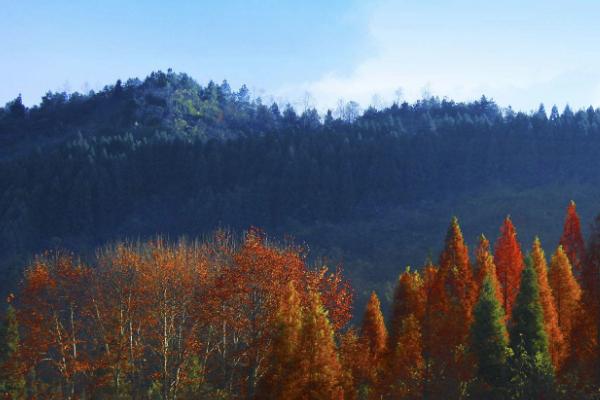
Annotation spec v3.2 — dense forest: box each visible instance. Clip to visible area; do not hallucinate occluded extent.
[1,204,600,399]
[2,70,600,309]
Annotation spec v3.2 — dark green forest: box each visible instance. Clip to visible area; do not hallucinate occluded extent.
[1,70,600,308]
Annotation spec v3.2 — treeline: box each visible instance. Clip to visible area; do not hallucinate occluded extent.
[2,202,600,399]
[3,72,600,293]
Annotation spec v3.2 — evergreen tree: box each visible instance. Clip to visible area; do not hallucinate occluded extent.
[0,303,25,400]
[508,259,554,398]
[529,239,564,369]
[559,201,585,279]
[470,274,509,397]
[495,216,525,319]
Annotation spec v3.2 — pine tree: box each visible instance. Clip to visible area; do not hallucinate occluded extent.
[470,274,509,397]
[0,304,25,400]
[509,259,554,398]
[298,290,342,399]
[548,246,581,355]
[256,282,304,400]
[494,216,525,319]
[559,200,585,279]
[474,234,503,307]
[529,238,564,369]
[357,292,387,394]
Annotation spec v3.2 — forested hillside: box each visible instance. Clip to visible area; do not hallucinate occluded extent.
[1,70,600,307]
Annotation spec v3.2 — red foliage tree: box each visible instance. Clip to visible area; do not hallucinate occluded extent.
[494,216,525,319]
[559,201,585,279]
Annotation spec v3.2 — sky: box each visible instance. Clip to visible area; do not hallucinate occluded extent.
[3,0,600,112]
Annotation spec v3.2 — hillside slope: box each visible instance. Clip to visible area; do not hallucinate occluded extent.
[1,71,600,310]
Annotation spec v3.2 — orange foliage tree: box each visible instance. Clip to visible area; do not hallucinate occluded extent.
[549,246,581,359]
[567,215,600,389]
[494,216,525,319]
[255,282,304,399]
[383,268,425,399]
[14,230,352,400]
[559,201,585,279]
[356,292,387,395]
[19,253,92,399]
[426,217,476,397]
[529,238,564,369]
[297,290,343,399]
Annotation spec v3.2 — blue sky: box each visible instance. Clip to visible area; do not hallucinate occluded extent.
[3,0,600,112]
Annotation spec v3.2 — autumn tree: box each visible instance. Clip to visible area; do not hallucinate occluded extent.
[474,234,503,306]
[470,274,509,398]
[494,216,525,319]
[382,268,425,399]
[388,269,425,346]
[508,259,554,399]
[384,315,424,400]
[559,201,585,279]
[426,217,476,398]
[297,290,342,399]
[338,329,361,400]
[566,215,600,391]
[529,238,564,369]
[548,246,581,357]
[356,292,387,396]
[256,282,304,400]
[19,254,92,399]
[0,303,25,399]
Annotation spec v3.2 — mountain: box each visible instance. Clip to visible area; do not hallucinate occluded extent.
[1,70,600,311]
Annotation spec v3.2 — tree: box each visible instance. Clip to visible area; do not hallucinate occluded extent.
[383,269,425,399]
[559,201,585,279]
[494,216,525,319]
[529,238,564,369]
[357,292,387,394]
[548,246,581,356]
[470,274,509,397]
[256,282,304,400]
[384,315,424,400]
[426,217,476,397]
[0,303,25,399]
[474,234,503,307]
[388,269,425,350]
[509,259,554,398]
[566,214,600,390]
[297,290,342,399]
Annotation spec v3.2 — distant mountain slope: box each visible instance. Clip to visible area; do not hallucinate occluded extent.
[1,70,600,308]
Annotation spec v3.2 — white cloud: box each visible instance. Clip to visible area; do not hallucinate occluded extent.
[276,0,600,112]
